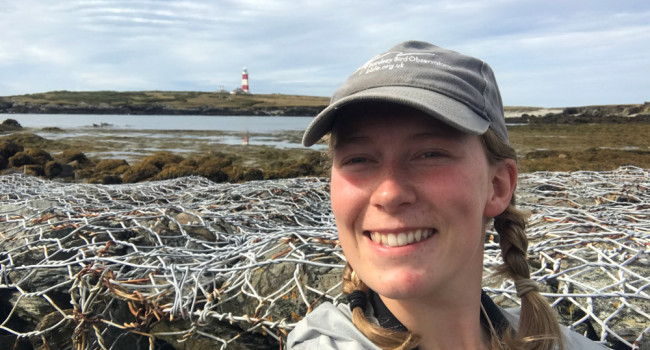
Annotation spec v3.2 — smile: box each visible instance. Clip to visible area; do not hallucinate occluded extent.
[367,229,435,247]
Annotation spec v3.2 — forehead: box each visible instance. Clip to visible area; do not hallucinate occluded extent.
[331,103,461,142]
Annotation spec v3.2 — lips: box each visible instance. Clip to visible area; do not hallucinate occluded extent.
[367,229,435,247]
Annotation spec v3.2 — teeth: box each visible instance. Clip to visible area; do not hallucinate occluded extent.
[397,233,407,246]
[369,229,434,247]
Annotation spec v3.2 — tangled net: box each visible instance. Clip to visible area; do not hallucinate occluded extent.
[0,166,648,349]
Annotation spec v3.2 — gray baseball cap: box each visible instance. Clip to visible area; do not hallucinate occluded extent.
[302,40,508,147]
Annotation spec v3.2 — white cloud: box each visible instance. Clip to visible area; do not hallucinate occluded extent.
[0,0,648,106]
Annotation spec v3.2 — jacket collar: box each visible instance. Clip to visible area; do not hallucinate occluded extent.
[368,289,511,337]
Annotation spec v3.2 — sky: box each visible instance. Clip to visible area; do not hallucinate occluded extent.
[0,0,648,107]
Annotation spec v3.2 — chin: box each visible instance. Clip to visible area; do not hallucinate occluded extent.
[367,271,433,300]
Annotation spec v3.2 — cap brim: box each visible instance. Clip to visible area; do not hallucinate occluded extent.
[302,86,491,147]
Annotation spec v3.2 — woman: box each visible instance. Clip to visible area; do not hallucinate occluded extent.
[288,41,607,350]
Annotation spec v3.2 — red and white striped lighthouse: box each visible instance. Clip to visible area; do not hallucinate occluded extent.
[241,68,250,93]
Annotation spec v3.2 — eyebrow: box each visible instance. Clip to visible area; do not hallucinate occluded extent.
[335,130,459,147]
[333,134,370,147]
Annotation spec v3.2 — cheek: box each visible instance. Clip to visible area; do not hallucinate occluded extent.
[330,172,367,257]
[330,171,363,225]
[330,174,347,222]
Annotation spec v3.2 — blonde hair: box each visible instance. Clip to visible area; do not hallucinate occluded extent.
[334,127,565,350]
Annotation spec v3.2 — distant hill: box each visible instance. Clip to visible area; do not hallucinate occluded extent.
[0,91,330,116]
[0,91,648,121]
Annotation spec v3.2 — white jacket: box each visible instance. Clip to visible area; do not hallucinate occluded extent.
[287,301,610,349]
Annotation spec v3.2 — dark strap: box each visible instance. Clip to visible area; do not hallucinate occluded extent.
[480,290,510,337]
[369,290,408,331]
[368,289,511,340]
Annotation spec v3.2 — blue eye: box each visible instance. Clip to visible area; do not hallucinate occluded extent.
[422,151,443,158]
[346,157,368,164]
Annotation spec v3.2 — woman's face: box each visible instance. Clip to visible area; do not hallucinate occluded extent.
[330,106,513,301]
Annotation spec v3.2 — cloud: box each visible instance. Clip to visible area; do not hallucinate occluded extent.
[0,0,648,106]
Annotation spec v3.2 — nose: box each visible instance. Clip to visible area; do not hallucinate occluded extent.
[369,165,416,212]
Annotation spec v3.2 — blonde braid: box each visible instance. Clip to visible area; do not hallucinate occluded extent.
[483,130,565,350]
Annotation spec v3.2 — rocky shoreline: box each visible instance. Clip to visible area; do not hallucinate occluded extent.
[1,93,649,121]
[0,102,325,117]
[2,115,650,185]
[506,103,650,124]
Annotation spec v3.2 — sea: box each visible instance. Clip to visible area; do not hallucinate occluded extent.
[1,114,314,132]
[0,114,326,161]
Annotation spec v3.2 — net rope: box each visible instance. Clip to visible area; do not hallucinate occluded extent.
[1,165,648,349]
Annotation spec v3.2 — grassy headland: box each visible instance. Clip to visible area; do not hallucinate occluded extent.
[0,91,330,115]
[5,90,330,108]
[1,90,649,119]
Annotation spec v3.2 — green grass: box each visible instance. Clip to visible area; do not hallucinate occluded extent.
[7,91,330,109]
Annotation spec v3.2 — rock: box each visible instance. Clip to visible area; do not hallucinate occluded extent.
[25,149,53,165]
[176,212,203,225]
[95,159,129,172]
[151,318,279,350]
[58,163,75,178]
[29,310,75,350]
[141,152,185,170]
[0,140,23,158]
[122,162,160,182]
[56,150,89,164]
[88,174,122,184]
[74,167,95,180]
[242,168,265,181]
[23,164,44,177]
[154,164,197,180]
[68,159,88,170]
[7,148,52,169]
[0,118,22,131]
[8,151,34,167]
[0,133,50,149]
[197,167,229,183]
[44,160,63,178]
[0,98,13,111]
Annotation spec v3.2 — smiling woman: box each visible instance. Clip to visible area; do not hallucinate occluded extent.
[287,41,608,350]
[330,106,503,303]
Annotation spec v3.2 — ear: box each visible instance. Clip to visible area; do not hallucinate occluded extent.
[484,158,517,218]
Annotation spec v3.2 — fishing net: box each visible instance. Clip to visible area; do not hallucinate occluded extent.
[1,166,648,349]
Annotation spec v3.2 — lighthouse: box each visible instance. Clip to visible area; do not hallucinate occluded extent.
[241,67,250,93]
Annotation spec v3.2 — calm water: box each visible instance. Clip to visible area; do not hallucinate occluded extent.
[1,114,314,132]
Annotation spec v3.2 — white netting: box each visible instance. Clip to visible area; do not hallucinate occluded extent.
[484,166,650,349]
[1,166,648,349]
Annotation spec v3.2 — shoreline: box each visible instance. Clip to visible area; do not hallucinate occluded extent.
[0,105,327,117]
[1,121,650,184]
[1,105,649,185]
[1,91,649,120]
